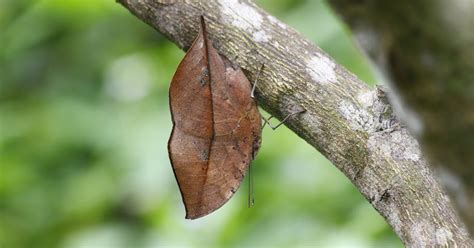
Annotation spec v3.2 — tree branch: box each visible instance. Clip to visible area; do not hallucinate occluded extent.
[118,0,472,246]
[328,0,474,234]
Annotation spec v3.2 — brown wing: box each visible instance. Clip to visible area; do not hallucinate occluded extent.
[168,18,261,219]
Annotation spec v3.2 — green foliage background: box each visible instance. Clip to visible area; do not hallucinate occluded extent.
[0,0,402,247]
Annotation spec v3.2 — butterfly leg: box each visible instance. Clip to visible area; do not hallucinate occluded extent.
[251,64,265,99]
[262,109,307,130]
[248,163,255,208]
[247,63,306,208]
[247,64,265,209]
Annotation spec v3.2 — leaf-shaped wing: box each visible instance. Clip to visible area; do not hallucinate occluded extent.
[168,18,262,219]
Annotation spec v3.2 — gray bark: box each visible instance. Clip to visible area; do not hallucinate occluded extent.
[328,0,474,234]
[118,0,473,246]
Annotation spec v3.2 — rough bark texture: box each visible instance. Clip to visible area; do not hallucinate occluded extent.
[118,0,473,246]
[328,0,474,234]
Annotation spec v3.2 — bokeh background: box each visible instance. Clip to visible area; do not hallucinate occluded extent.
[0,0,403,247]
